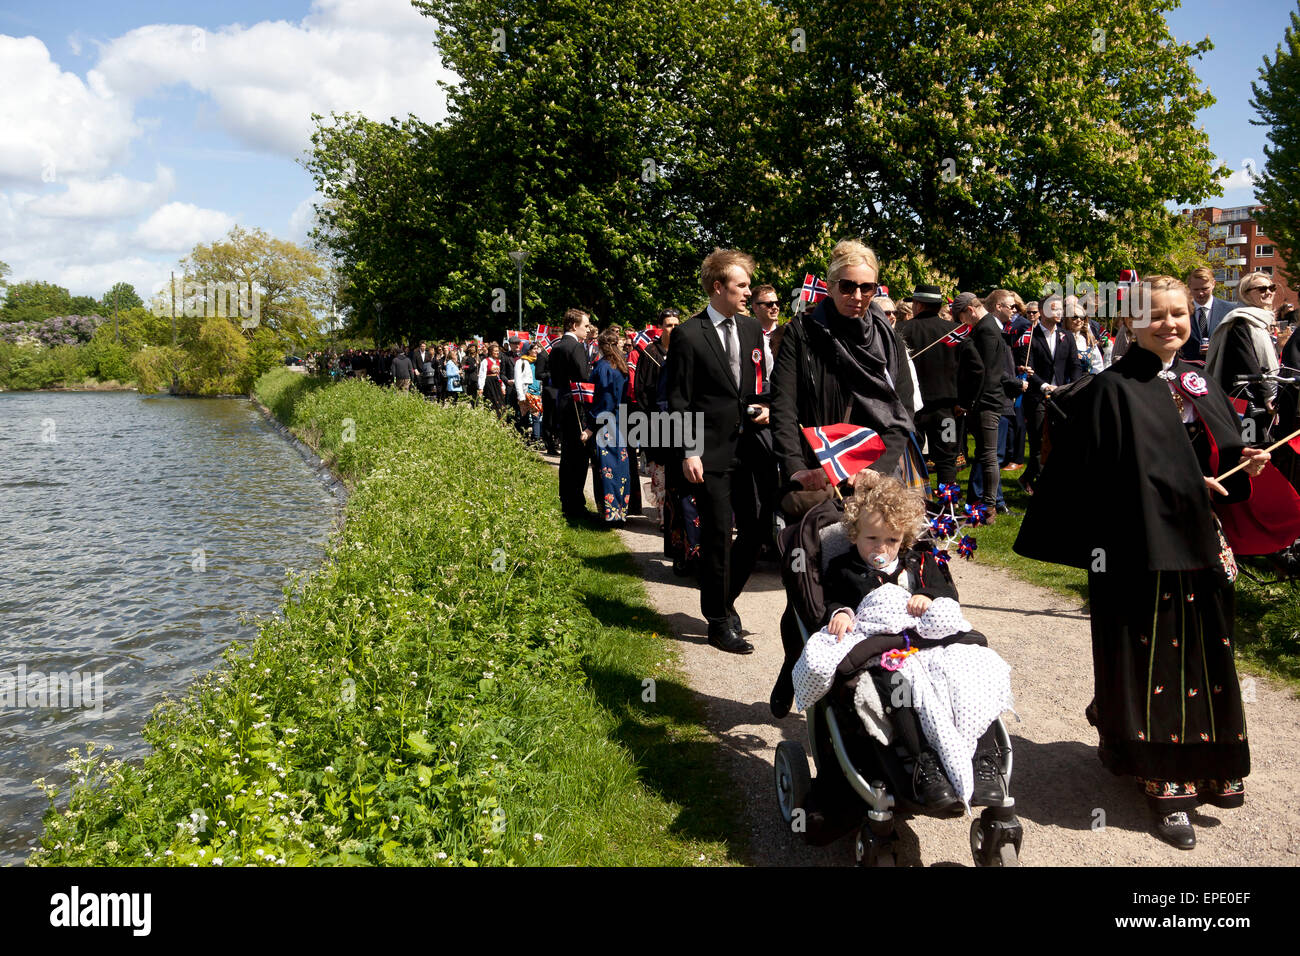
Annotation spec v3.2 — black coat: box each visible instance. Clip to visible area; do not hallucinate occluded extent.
[823,546,957,626]
[900,313,959,409]
[1014,345,1251,574]
[666,309,764,472]
[549,333,592,424]
[956,313,1017,414]
[769,300,916,481]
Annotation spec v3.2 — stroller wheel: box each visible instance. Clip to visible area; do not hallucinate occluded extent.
[774,740,811,826]
[855,824,897,867]
[970,810,1023,867]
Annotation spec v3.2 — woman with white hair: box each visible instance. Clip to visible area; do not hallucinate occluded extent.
[1206,272,1280,442]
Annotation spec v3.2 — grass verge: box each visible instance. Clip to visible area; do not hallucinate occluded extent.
[30,369,740,866]
[953,444,1300,692]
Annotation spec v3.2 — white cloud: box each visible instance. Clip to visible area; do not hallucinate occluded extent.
[1218,165,1259,192]
[136,201,239,252]
[91,0,453,158]
[288,195,321,241]
[0,35,140,185]
[26,166,175,219]
[134,201,236,252]
[1,0,455,297]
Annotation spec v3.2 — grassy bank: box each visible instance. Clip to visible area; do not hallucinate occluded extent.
[954,448,1300,690]
[31,369,738,866]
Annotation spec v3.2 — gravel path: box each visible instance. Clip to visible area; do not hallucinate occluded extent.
[559,454,1300,866]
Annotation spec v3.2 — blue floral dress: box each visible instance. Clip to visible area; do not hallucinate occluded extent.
[591,359,630,522]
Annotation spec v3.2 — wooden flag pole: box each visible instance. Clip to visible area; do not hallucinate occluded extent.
[1216,426,1300,481]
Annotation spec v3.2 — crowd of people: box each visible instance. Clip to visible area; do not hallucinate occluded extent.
[318,247,1300,852]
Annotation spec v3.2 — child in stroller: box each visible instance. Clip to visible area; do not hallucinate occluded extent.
[772,471,1022,866]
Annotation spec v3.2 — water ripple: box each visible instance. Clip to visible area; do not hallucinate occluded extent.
[0,392,337,864]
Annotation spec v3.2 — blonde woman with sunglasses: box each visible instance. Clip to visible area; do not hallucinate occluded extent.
[1206,272,1281,440]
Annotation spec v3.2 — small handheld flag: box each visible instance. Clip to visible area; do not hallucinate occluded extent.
[941,323,973,347]
[800,424,887,484]
[799,274,829,304]
[570,381,595,404]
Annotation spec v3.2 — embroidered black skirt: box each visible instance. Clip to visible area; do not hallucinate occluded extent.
[1086,568,1250,792]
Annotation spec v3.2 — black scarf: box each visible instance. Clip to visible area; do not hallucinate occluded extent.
[806,298,913,435]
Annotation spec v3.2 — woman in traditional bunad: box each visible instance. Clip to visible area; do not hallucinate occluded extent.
[1015,275,1271,849]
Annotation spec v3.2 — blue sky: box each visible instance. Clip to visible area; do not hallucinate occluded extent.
[0,0,1295,299]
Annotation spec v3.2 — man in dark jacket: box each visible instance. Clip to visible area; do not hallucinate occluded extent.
[1020,293,1082,492]
[900,284,959,485]
[550,309,596,520]
[666,249,765,654]
[954,292,1021,517]
[389,349,415,391]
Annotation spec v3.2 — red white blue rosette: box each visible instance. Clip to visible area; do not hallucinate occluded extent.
[751,348,762,365]
[1180,371,1208,397]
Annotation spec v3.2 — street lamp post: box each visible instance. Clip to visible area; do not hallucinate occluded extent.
[508,249,528,333]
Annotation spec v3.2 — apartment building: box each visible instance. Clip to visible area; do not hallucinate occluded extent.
[1181,204,1298,312]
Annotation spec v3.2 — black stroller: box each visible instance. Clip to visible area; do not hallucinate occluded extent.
[771,498,1024,867]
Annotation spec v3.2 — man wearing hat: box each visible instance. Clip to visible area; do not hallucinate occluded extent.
[899,284,960,486]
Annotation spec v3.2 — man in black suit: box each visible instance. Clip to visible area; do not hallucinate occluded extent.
[954,292,1020,519]
[549,308,596,520]
[1019,293,1081,492]
[667,248,766,654]
[1182,266,1233,361]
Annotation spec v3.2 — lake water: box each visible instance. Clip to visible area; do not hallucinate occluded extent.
[0,391,338,864]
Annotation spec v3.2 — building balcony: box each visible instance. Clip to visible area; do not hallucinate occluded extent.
[1225,235,1247,245]
[1225,257,1248,267]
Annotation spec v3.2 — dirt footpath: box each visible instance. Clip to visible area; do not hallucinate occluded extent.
[558,455,1300,866]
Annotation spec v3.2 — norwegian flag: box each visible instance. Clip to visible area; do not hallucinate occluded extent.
[534,324,553,340]
[535,337,553,356]
[799,274,829,303]
[941,323,974,347]
[800,424,887,484]
[570,381,595,404]
[632,327,659,351]
[1117,268,1140,303]
[1017,330,1032,348]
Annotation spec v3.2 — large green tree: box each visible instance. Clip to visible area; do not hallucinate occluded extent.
[308,0,793,340]
[309,0,1225,328]
[768,0,1222,291]
[179,226,327,343]
[1251,1,1300,294]
[1,280,75,323]
[99,282,143,314]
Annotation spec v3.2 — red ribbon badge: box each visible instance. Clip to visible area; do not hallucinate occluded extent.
[752,348,763,393]
[1180,371,1208,397]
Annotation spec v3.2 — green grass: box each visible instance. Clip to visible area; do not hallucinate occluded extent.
[30,369,741,866]
[951,439,1300,692]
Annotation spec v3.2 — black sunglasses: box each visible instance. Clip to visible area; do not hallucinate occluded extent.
[1247,283,1277,293]
[837,279,879,296]
[754,300,779,308]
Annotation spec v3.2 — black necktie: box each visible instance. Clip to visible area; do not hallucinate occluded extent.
[1196,306,1208,340]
